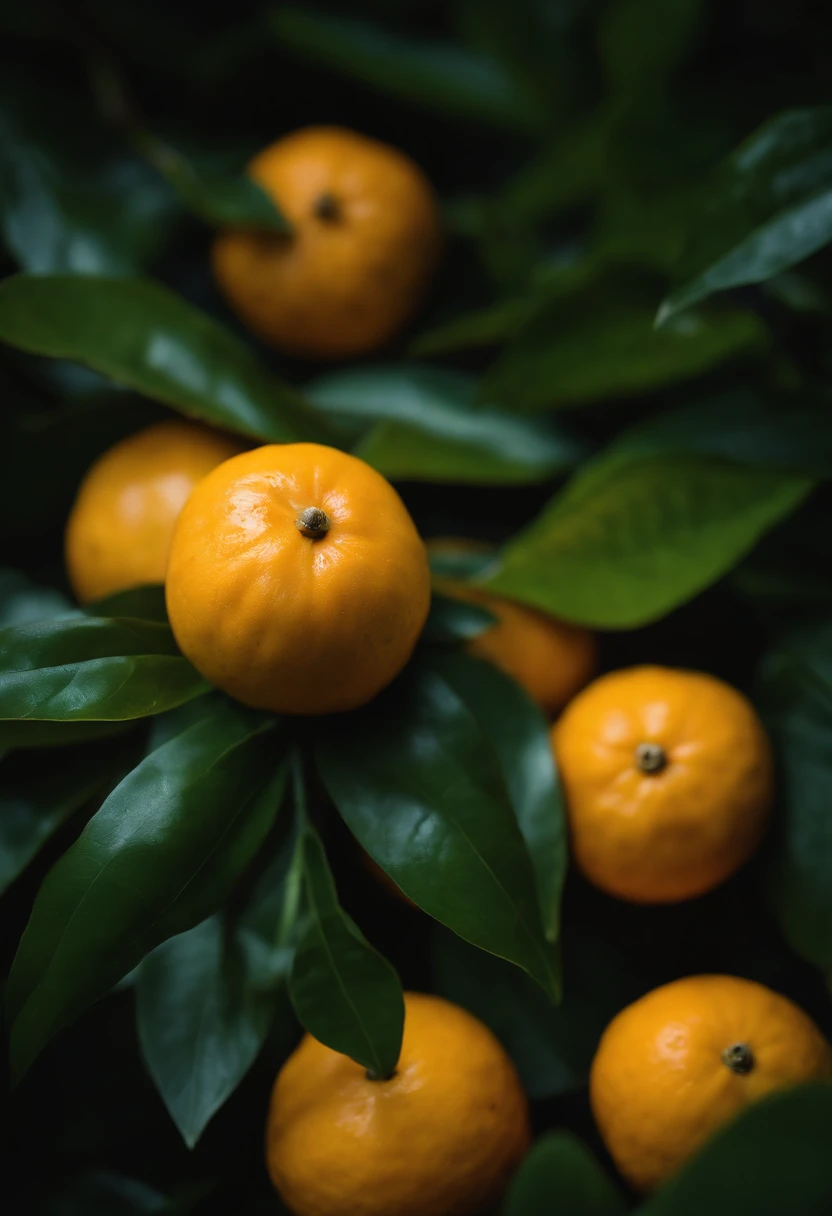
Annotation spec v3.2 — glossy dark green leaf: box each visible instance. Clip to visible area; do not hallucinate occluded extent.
[7,698,283,1081]
[483,298,766,411]
[0,569,77,629]
[659,108,832,322]
[758,648,832,970]
[0,616,208,721]
[430,651,566,942]
[505,1131,627,1216]
[484,456,811,627]
[307,364,586,485]
[137,827,294,1148]
[422,592,497,643]
[289,826,404,1078]
[269,7,541,130]
[86,585,169,623]
[316,664,559,999]
[0,75,177,276]
[641,1085,832,1216]
[0,274,336,444]
[0,746,109,894]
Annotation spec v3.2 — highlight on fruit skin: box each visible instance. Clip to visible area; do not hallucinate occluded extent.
[265,992,531,1216]
[590,974,832,1192]
[551,664,774,903]
[165,442,431,716]
[64,419,242,604]
[212,126,442,359]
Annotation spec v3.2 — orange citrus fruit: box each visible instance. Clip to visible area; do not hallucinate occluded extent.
[591,974,832,1191]
[213,127,441,358]
[265,992,531,1216]
[165,443,430,715]
[445,582,596,715]
[551,665,773,903]
[65,419,241,603]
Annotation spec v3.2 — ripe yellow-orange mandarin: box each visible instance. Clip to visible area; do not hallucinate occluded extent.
[591,975,832,1191]
[213,126,441,359]
[266,992,531,1216]
[445,582,596,715]
[552,666,773,903]
[165,443,431,716]
[65,419,241,603]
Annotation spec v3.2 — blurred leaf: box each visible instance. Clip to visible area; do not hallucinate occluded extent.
[428,541,497,581]
[317,663,559,999]
[660,108,832,322]
[422,592,498,644]
[734,502,832,609]
[410,298,533,356]
[0,746,110,895]
[0,274,337,444]
[7,698,283,1081]
[505,1131,627,1216]
[0,617,208,721]
[87,585,168,623]
[87,50,289,233]
[0,75,176,275]
[599,0,703,111]
[0,719,132,750]
[640,1085,832,1215]
[269,6,542,130]
[0,569,77,628]
[47,1171,171,1215]
[308,364,586,485]
[484,456,811,627]
[484,297,767,411]
[137,825,294,1149]
[610,390,832,477]
[758,646,832,970]
[289,825,404,1078]
[432,652,565,942]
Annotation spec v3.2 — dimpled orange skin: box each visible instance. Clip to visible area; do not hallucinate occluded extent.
[165,443,431,716]
[591,975,832,1192]
[266,993,531,1216]
[551,666,773,903]
[212,127,441,359]
[446,582,597,716]
[65,420,241,603]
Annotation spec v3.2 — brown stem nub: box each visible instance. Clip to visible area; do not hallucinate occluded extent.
[635,742,668,774]
[313,191,339,221]
[366,1068,396,1082]
[722,1042,754,1075]
[296,507,331,539]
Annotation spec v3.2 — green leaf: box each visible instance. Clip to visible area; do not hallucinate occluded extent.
[483,298,767,411]
[86,585,168,623]
[136,828,294,1149]
[659,108,832,322]
[430,651,566,942]
[422,593,498,644]
[0,274,337,445]
[758,646,832,970]
[0,75,176,276]
[45,1171,171,1214]
[0,569,77,628]
[7,697,283,1081]
[505,1131,627,1216]
[609,390,832,477]
[410,298,532,357]
[484,456,812,628]
[640,1085,832,1216]
[316,663,559,999]
[0,745,110,895]
[599,0,703,112]
[0,617,209,721]
[308,364,586,485]
[269,7,542,130]
[0,720,132,750]
[289,826,404,1078]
